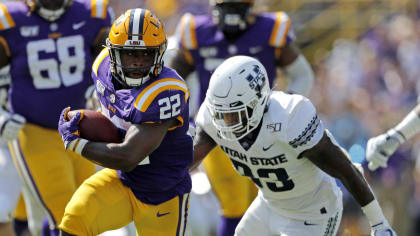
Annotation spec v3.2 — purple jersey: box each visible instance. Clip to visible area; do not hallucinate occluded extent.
[92,49,193,204]
[175,12,294,104]
[0,0,112,129]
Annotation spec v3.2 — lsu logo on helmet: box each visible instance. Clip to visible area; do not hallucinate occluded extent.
[107,8,167,87]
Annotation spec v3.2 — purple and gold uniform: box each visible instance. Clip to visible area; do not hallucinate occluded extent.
[175,11,293,219]
[59,49,192,236]
[0,0,113,230]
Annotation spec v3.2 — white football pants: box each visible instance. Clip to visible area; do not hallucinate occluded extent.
[235,195,342,236]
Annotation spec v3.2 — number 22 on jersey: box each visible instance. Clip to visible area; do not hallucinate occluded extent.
[27,35,85,89]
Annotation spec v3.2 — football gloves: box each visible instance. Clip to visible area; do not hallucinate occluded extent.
[58,107,82,150]
[366,129,403,171]
[0,108,25,141]
[371,222,397,236]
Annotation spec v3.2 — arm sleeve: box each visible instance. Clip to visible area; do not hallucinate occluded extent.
[132,87,189,129]
[285,97,325,154]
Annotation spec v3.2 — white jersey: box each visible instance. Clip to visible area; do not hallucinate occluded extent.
[196,91,342,220]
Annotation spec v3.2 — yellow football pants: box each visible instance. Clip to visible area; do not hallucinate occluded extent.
[203,146,258,218]
[60,168,190,236]
[9,123,95,229]
[13,194,26,221]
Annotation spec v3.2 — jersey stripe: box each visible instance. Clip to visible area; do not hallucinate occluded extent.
[91,0,108,19]
[180,14,197,50]
[0,3,15,30]
[134,78,189,112]
[0,36,10,57]
[269,12,291,47]
[92,48,109,76]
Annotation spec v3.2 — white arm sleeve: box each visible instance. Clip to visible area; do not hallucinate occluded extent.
[282,55,314,97]
[392,109,420,142]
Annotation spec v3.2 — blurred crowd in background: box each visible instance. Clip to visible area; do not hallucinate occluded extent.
[107,1,420,235]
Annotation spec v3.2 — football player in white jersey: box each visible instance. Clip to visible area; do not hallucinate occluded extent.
[366,103,420,171]
[192,56,396,236]
[0,65,24,236]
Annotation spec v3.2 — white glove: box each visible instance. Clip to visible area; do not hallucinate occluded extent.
[371,222,397,236]
[188,124,196,140]
[0,110,25,141]
[366,130,403,171]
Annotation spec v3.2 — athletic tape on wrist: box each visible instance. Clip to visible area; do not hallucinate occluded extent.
[361,199,386,227]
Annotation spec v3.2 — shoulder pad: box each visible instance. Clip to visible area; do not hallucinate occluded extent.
[0,3,16,30]
[175,13,198,50]
[134,78,189,112]
[90,0,109,19]
[92,48,109,77]
[284,95,324,150]
[268,11,291,47]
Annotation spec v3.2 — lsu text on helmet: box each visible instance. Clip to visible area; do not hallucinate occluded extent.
[209,0,255,34]
[26,0,72,21]
[206,56,270,141]
[107,8,167,88]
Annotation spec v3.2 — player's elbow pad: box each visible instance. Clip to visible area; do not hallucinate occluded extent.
[283,55,314,97]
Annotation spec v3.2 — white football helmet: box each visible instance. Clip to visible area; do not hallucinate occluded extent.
[206,56,270,140]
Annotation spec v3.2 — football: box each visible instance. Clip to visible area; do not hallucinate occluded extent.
[66,109,122,143]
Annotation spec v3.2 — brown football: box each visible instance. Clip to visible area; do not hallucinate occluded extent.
[66,109,122,143]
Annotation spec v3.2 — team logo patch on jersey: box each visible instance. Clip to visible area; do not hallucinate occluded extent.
[249,46,263,54]
[72,21,86,30]
[109,94,116,104]
[267,122,281,132]
[96,80,106,95]
[20,26,39,37]
[199,47,217,57]
[50,23,58,31]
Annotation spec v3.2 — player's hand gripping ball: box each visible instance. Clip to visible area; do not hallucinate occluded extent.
[59,107,121,150]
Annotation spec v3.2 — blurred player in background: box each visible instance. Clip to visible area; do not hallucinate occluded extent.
[0,64,23,236]
[58,8,193,236]
[366,104,420,171]
[170,0,314,235]
[192,55,396,236]
[0,0,113,235]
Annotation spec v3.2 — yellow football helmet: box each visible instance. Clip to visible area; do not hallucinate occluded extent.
[107,8,167,87]
[26,0,72,21]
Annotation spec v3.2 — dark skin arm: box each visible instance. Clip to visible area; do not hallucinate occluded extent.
[303,131,374,206]
[91,27,110,58]
[81,119,177,172]
[275,42,300,67]
[169,49,196,80]
[190,125,217,171]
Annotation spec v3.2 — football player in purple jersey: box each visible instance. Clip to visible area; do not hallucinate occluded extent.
[58,8,193,236]
[170,0,315,235]
[0,0,113,235]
